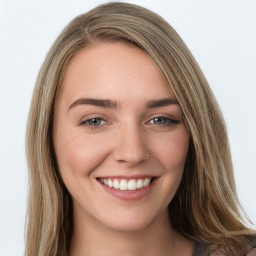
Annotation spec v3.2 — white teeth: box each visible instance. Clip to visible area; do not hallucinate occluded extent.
[100,177,152,190]
[107,179,113,187]
[143,178,150,187]
[136,179,143,189]
[120,179,128,190]
[128,179,136,190]
[113,179,119,189]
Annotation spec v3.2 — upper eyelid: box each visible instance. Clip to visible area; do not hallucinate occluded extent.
[80,114,108,122]
[78,113,179,124]
[146,114,178,122]
[80,117,108,124]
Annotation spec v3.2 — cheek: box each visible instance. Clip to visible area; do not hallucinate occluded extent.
[54,129,110,179]
[151,128,189,171]
[154,128,189,202]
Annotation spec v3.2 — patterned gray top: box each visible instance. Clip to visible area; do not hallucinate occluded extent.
[193,242,256,256]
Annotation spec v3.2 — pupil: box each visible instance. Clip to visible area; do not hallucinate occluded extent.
[90,118,100,125]
[154,117,166,124]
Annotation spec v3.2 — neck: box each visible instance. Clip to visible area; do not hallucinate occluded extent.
[69,209,194,256]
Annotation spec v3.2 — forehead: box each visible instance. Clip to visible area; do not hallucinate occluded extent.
[58,42,174,104]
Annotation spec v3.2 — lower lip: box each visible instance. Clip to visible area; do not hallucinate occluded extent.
[97,178,158,201]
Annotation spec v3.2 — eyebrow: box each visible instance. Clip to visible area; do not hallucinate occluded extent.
[146,98,179,108]
[68,97,179,110]
[69,98,118,110]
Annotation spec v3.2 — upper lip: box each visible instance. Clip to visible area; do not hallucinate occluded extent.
[96,174,157,179]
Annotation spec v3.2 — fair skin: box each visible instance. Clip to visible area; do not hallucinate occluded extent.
[53,42,194,256]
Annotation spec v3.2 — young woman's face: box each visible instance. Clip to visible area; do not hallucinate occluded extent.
[53,42,189,232]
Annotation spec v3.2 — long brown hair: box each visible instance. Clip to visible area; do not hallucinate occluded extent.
[25,2,255,255]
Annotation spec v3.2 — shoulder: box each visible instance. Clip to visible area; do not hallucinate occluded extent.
[193,241,256,256]
[246,245,256,256]
[208,246,256,256]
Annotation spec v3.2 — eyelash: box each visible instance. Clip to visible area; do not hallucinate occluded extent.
[79,115,179,130]
[79,117,110,130]
[146,116,179,126]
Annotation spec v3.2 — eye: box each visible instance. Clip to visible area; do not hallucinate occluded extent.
[147,116,179,126]
[86,118,106,126]
[80,117,109,129]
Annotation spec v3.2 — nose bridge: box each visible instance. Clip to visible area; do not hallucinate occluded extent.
[112,120,149,165]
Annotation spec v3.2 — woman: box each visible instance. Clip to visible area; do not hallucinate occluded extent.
[25,2,256,256]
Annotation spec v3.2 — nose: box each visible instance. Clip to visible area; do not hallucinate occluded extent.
[112,123,149,166]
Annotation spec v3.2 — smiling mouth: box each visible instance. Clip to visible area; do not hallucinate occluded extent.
[97,177,155,191]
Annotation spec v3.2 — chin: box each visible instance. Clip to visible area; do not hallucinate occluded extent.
[100,210,163,233]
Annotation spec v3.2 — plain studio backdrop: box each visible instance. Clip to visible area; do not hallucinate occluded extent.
[0,0,255,255]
